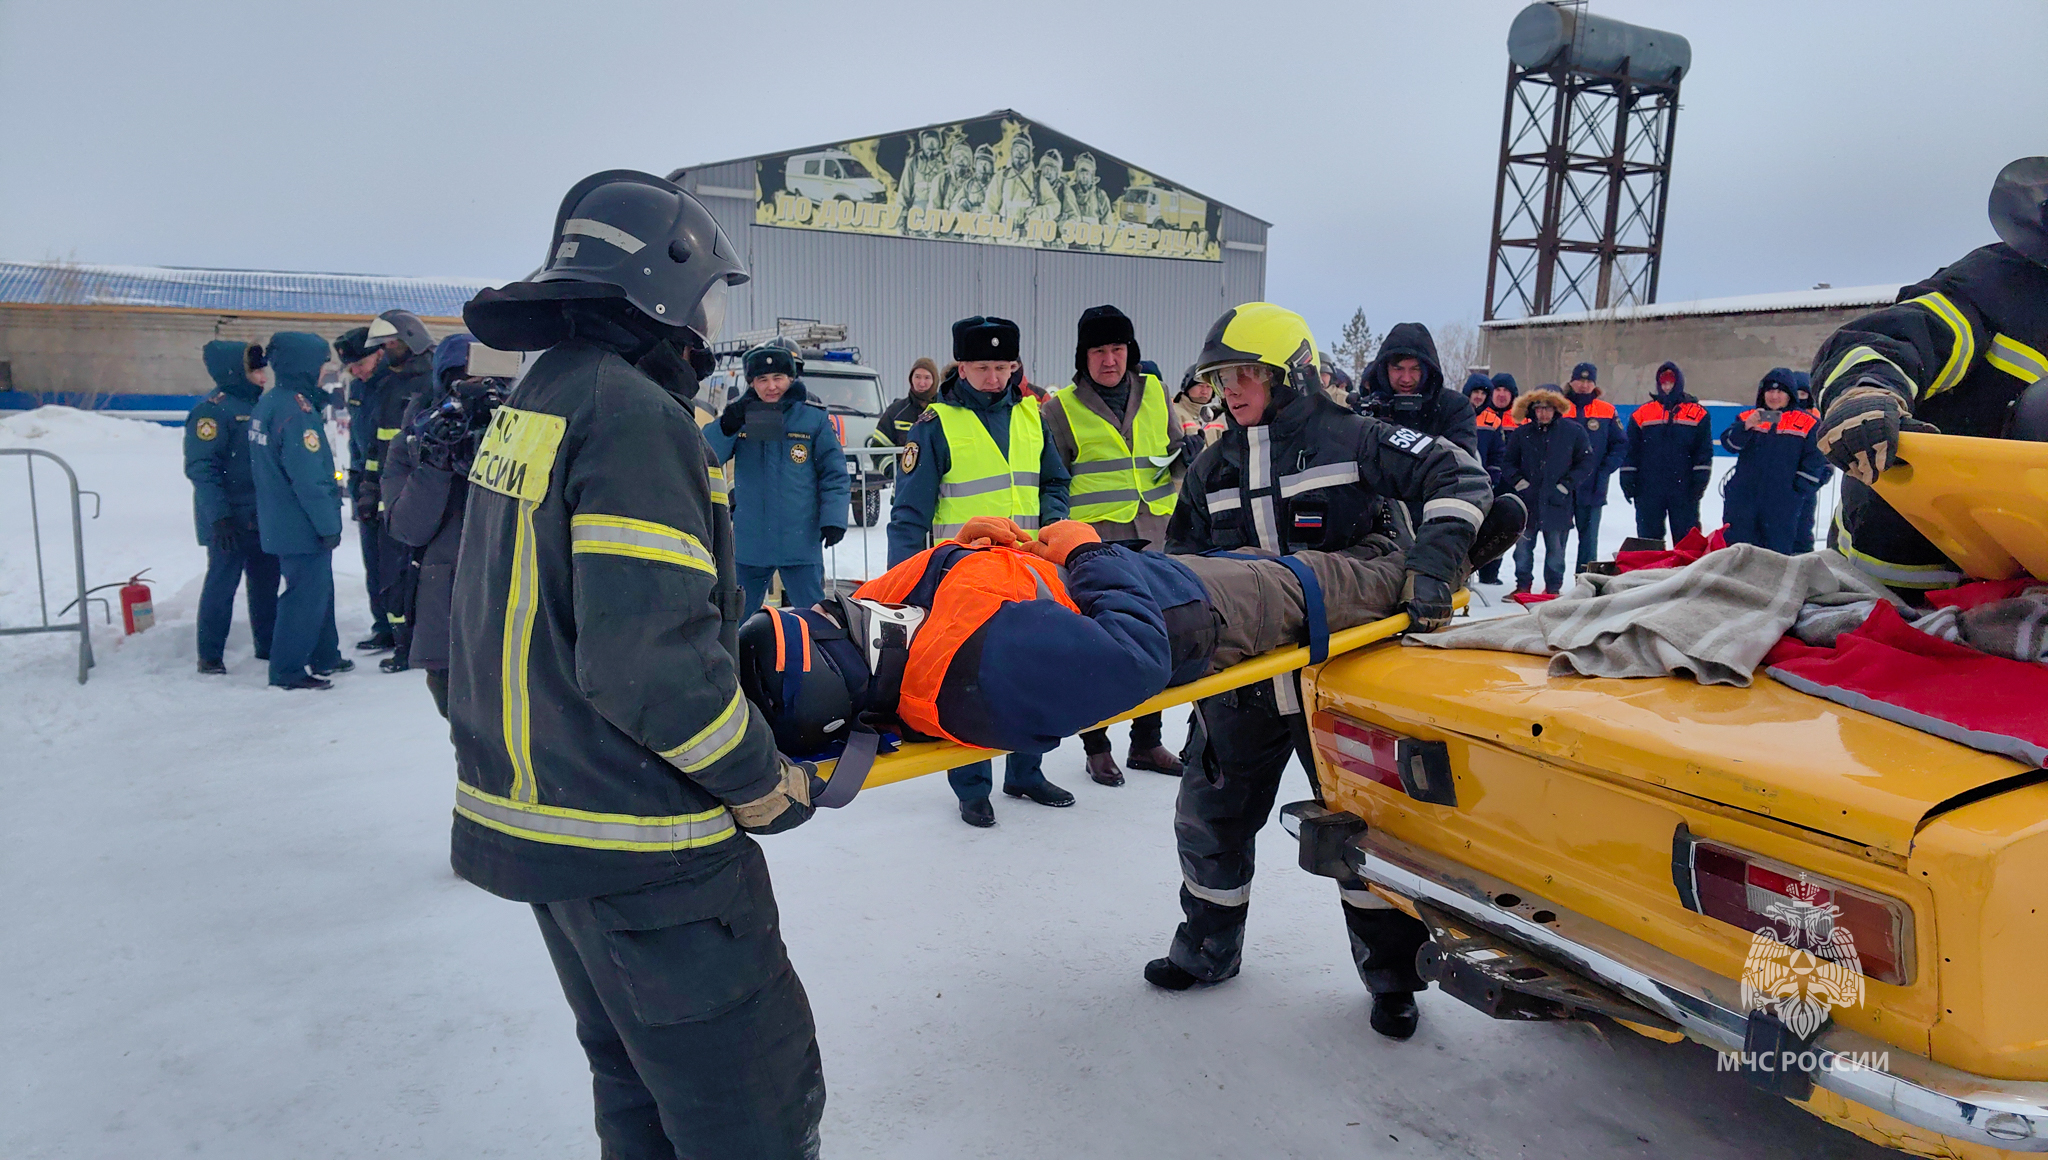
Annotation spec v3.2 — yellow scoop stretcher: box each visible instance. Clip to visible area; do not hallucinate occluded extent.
[813,592,1466,791]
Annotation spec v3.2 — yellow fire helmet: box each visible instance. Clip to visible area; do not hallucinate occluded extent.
[1194,302,1324,414]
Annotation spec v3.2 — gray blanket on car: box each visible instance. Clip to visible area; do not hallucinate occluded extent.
[1405,546,1901,686]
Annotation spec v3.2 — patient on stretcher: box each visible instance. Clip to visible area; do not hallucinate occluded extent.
[737,516,1412,760]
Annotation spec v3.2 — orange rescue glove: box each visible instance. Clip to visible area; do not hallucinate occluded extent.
[954,515,1026,547]
[1026,520,1101,566]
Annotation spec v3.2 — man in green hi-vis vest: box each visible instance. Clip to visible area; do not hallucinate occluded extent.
[887,314,1076,828]
[1042,304,1187,788]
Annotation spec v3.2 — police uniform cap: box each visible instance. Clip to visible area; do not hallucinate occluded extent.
[952,316,1020,363]
[743,345,799,382]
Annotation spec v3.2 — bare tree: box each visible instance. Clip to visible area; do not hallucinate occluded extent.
[1329,307,1378,382]
[1434,318,1483,387]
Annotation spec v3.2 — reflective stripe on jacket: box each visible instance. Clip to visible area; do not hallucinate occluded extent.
[931,397,1043,537]
[1055,373,1176,525]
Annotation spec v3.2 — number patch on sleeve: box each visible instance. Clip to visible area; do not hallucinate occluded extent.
[1384,426,1433,456]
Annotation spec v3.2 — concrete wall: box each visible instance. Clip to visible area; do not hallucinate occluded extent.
[0,304,465,399]
[1478,305,1874,405]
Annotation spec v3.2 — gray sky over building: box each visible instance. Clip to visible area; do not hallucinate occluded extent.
[2,0,2040,364]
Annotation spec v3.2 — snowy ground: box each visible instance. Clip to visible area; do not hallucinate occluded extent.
[0,409,1884,1159]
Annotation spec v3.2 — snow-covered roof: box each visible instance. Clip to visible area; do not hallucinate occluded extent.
[1481,284,1903,329]
[0,260,499,319]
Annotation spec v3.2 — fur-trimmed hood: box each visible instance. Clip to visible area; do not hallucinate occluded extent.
[1511,387,1572,422]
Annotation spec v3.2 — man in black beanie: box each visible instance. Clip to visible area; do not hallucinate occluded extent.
[1041,304,1186,786]
[887,314,1076,827]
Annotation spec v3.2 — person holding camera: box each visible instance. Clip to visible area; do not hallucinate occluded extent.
[1720,368,1827,554]
[706,344,851,615]
[379,333,510,715]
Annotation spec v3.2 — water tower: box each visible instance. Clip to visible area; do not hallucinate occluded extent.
[1484,3,1691,321]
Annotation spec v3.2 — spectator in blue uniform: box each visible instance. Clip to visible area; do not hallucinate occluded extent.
[1562,362,1627,571]
[185,340,280,673]
[1790,371,1828,553]
[705,344,851,613]
[250,332,350,690]
[1621,361,1713,542]
[1720,368,1829,554]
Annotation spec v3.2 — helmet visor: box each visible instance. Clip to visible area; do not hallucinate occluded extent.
[694,278,729,343]
[1201,361,1267,394]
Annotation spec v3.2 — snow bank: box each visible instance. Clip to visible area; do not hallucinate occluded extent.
[0,404,181,447]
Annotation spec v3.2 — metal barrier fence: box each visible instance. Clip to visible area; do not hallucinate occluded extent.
[1,449,98,683]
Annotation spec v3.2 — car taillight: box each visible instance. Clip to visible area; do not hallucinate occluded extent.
[1674,826,1914,986]
[1310,711,1456,806]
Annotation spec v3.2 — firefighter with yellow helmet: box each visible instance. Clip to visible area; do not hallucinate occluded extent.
[1147,302,1500,1043]
[1041,304,1188,787]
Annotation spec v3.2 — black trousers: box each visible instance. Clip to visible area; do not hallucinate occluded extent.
[532,840,824,1160]
[357,517,388,633]
[196,536,279,664]
[1167,677,1429,993]
[1080,711,1164,756]
[376,529,418,661]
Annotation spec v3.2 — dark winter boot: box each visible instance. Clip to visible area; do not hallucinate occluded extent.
[1370,992,1420,1039]
[1144,958,1201,991]
[1468,492,1526,573]
[271,673,334,691]
[1126,745,1183,776]
[1087,751,1125,787]
[315,658,356,676]
[959,797,996,828]
[354,631,394,653]
[379,654,410,674]
[1003,780,1076,807]
[197,658,227,675]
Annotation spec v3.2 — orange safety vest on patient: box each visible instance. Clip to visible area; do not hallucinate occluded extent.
[854,543,1077,745]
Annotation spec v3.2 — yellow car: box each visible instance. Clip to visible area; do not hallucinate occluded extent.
[1283,434,2048,1158]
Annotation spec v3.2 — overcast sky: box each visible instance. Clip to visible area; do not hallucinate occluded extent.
[3,0,2041,351]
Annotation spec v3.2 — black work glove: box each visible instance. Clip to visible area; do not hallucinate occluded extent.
[1815,381,1938,485]
[731,757,818,835]
[210,517,241,553]
[1401,572,1456,632]
[821,526,845,548]
[718,398,747,436]
[319,533,342,551]
[354,480,379,525]
[1619,478,1637,503]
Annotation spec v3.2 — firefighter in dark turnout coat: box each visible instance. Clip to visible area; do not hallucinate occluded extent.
[1148,302,1492,1043]
[1811,157,2048,592]
[455,171,824,1160]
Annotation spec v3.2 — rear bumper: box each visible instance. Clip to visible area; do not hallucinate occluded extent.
[1316,808,2048,1151]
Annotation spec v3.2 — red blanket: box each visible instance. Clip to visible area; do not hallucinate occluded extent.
[1615,526,1729,574]
[1764,602,2048,766]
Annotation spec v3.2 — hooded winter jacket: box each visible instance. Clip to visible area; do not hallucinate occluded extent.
[1621,362,1713,504]
[1563,381,1627,506]
[248,332,341,556]
[1358,323,1480,456]
[1502,389,1593,533]
[1720,368,1827,554]
[184,340,264,544]
[702,380,850,567]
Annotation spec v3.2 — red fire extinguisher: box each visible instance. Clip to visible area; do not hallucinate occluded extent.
[120,571,154,634]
